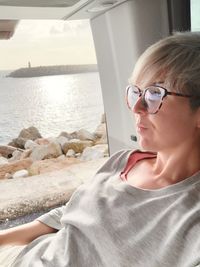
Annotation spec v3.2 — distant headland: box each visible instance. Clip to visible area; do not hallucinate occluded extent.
[8,64,98,78]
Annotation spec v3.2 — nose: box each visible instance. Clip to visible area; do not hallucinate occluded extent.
[132,96,147,114]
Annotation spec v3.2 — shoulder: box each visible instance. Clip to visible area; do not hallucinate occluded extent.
[95,149,137,175]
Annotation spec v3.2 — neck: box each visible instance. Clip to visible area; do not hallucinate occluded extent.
[152,143,200,185]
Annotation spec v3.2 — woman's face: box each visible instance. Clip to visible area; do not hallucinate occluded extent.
[133,82,200,153]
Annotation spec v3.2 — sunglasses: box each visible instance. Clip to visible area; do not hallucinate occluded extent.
[126,84,192,114]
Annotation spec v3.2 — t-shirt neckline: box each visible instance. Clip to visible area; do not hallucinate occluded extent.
[116,150,200,197]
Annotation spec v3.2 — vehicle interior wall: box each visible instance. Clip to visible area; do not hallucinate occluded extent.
[90,0,169,154]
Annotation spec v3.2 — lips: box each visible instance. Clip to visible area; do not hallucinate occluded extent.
[136,123,148,134]
[136,123,147,129]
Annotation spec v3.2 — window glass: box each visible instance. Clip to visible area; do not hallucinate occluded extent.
[0,19,108,229]
[191,0,200,31]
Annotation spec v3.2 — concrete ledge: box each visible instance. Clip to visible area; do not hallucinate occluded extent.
[0,158,108,221]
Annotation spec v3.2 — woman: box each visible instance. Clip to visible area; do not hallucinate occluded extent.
[0,31,200,267]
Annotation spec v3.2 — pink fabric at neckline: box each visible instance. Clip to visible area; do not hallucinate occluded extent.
[120,151,156,181]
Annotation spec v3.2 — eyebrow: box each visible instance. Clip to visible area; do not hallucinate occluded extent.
[152,81,164,86]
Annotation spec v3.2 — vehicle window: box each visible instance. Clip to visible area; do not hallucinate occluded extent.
[0,19,108,229]
[191,0,200,31]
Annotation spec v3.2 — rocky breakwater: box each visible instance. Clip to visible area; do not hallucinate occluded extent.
[0,115,108,222]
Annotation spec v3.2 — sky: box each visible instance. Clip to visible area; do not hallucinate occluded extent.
[0,19,97,70]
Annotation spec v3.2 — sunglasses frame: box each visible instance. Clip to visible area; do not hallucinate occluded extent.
[126,84,193,114]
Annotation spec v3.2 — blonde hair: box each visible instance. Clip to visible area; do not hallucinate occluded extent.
[130,32,200,109]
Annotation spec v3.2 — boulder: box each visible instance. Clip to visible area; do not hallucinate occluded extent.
[62,140,93,154]
[18,126,42,140]
[94,123,107,138]
[95,132,108,144]
[76,129,96,141]
[10,127,42,149]
[11,137,26,149]
[0,145,19,158]
[35,138,50,146]
[59,131,71,139]
[4,173,13,179]
[20,149,32,159]
[13,169,29,179]
[56,136,69,148]
[69,131,78,140]
[24,140,38,150]
[9,150,22,162]
[30,142,62,161]
[0,158,33,180]
[66,149,76,157]
[0,156,8,165]
[80,144,109,161]
[57,155,66,160]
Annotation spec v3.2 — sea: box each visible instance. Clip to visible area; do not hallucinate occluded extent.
[0,71,104,145]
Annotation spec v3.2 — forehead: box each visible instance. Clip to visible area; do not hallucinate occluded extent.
[129,59,167,89]
[130,70,166,89]
[129,41,178,89]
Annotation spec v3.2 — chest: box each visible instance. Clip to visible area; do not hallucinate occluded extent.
[126,160,170,189]
[60,180,200,267]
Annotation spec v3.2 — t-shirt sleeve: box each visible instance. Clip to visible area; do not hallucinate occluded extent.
[36,205,66,230]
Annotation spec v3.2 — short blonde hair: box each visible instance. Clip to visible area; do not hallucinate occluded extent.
[130,32,200,109]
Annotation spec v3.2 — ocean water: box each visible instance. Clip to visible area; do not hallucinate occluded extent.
[0,71,104,145]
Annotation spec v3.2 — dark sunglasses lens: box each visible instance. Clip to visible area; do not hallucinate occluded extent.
[144,87,165,113]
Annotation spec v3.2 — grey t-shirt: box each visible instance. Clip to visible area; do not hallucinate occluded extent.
[13,150,200,267]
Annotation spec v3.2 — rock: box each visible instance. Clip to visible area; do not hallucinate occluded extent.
[0,145,19,158]
[4,173,13,179]
[94,123,107,138]
[57,155,66,160]
[7,141,17,148]
[80,144,109,161]
[0,156,8,165]
[66,149,76,157]
[13,169,29,179]
[11,137,26,149]
[56,136,69,148]
[59,131,71,139]
[0,158,33,180]
[45,137,57,143]
[20,149,32,159]
[18,126,42,140]
[24,140,38,150]
[35,138,50,146]
[80,147,103,161]
[30,142,62,161]
[10,127,42,149]
[76,129,96,141]
[62,140,93,154]
[9,150,22,162]
[69,131,78,139]
[94,144,109,155]
[95,132,108,144]
[29,157,80,176]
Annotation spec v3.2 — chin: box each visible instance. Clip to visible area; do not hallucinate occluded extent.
[138,138,157,152]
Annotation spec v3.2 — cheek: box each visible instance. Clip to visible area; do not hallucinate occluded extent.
[153,111,195,144]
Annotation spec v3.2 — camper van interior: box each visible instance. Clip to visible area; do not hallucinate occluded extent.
[1,2,200,265]
[0,0,197,154]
